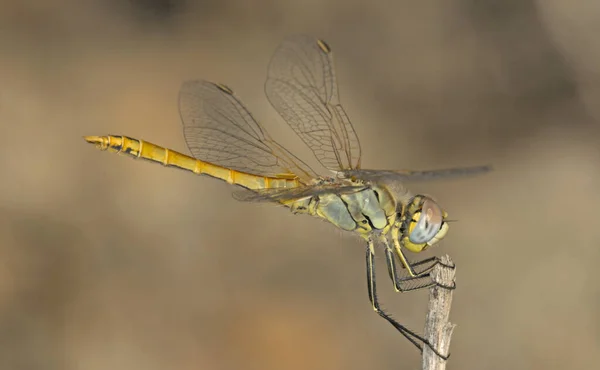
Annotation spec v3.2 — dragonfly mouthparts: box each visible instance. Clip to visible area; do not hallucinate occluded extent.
[83,135,109,150]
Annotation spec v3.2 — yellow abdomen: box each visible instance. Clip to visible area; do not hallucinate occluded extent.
[84,135,300,191]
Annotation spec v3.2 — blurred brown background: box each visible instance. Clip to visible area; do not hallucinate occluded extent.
[1,1,600,369]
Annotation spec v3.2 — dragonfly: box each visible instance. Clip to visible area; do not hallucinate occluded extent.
[84,35,490,359]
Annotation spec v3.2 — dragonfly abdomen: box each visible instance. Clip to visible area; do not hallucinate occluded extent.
[84,135,299,190]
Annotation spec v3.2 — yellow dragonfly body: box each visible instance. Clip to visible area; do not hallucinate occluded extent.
[85,35,490,358]
[85,129,398,237]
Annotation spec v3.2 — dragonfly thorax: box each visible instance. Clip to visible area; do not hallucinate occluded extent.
[285,182,396,236]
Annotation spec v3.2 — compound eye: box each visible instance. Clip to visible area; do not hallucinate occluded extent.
[408,199,444,244]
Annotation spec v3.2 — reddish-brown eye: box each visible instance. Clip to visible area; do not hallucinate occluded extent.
[408,198,444,244]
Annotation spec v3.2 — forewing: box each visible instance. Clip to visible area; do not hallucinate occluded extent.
[265,35,361,172]
[343,165,492,183]
[179,80,318,181]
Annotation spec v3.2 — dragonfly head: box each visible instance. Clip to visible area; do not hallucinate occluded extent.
[401,196,449,253]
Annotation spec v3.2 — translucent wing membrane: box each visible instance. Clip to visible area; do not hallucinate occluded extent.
[179,80,318,181]
[177,43,490,207]
[265,35,362,172]
[343,165,492,183]
[233,182,368,202]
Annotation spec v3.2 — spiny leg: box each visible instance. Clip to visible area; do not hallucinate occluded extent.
[381,240,456,292]
[365,240,450,360]
[383,247,436,292]
[404,256,456,274]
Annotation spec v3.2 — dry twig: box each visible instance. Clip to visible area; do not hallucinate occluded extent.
[422,254,456,370]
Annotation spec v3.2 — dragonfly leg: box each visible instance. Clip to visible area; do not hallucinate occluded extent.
[384,247,434,292]
[365,241,450,360]
[408,256,456,271]
[381,238,456,292]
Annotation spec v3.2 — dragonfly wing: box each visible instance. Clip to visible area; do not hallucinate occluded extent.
[233,183,368,203]
[179,80,318,181]
[265,35,362,172]
[343,165,492,183]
